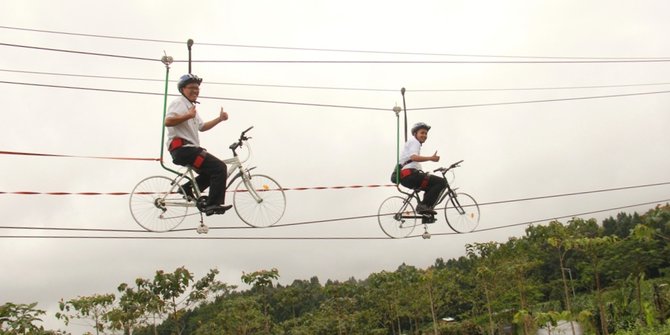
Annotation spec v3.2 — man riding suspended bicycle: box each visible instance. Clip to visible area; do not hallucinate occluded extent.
[397,122,447,215]
[165,74,232,215]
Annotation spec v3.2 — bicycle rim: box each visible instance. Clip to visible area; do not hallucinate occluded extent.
[378,196,417,238]
[233,174,286,227]
[129,176,188,232]
[444,193,480,233]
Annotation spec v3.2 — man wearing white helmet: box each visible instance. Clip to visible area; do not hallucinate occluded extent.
[165,74,231,215]
[397,122,447,215]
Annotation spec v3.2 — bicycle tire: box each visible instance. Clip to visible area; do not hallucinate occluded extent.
[129,176,189,232]
[233,174,286,227]
[378,196,417,238]
[444,192,480,233]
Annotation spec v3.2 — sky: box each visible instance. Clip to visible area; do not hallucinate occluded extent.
[1,0,670,333]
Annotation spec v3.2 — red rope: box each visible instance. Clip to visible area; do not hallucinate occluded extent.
[0,184,394,196]
[0,150,160,161]
[0,150,395,194]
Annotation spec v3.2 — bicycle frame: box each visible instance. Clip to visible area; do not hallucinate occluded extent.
[163,126,265,209]
[223,144,266,204]
[394,161,464,220]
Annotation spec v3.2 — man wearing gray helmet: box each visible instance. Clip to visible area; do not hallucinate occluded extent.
[165,74,231,216]
[397,122,447,215]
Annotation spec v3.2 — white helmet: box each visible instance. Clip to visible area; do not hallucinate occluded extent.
[411,122,431,135]
[177,74,203,93]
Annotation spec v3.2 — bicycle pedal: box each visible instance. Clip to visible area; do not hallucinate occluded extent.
[196,224,209,234]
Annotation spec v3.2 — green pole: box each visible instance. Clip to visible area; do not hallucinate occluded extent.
[393,105,401,185]
[159,55,181,176]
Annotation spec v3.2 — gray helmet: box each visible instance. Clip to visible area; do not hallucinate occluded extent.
[411,122,431,135]
[177,74,203,93]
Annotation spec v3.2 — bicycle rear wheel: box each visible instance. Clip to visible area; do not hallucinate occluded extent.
[378,196,417,238]
[233,174,286,227]
[444,192,480,233]
[129,176,189,232]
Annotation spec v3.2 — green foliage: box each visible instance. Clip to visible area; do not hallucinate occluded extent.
[612,322,670,335]
[6,204,670,335]
[0,302,48,334]
[56,293,115,334]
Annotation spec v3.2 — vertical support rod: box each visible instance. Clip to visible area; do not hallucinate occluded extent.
[187,39,194,74]
[159,55,181,176]
[401,87,407,143]
[393,106,402,185]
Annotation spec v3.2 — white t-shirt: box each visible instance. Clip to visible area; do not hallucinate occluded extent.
[399,136,422,170]
[166,96,204,147]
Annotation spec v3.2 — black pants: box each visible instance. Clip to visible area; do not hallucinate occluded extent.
[170,147,227,206]
[400,170,447,207]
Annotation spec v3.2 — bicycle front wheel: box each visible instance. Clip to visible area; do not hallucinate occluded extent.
[129,176,189,232]
[444,192,480,233]
[233,174,286,227]
[378,196,417,238]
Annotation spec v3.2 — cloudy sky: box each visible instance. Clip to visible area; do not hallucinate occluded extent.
[2,0,669,333]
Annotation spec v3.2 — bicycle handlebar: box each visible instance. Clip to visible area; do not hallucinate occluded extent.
[433,160,464,173]
[229,126,254,151]
[241,126,254,137]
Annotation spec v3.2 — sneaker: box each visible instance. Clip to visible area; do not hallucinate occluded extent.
[416,203,437,215]
[177,187,195,202]
[204,204,233,216]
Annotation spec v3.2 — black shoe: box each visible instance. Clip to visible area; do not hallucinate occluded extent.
[416,204,437,215]
[177,187,195,202]
[204,204,233,216]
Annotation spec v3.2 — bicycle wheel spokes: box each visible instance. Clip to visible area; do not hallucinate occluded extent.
[233,174,286,227]
[129,176,189,232]
[378,196,417,238]
[444,192,480,233]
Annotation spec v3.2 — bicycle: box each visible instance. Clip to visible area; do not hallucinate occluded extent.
[129,126,286,233]
[377,160,480,238]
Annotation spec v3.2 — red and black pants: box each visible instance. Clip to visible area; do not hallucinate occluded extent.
[170,146,227,206]
[399,169,447,208]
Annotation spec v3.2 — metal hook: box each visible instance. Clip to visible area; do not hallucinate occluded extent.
[161,51,174,67]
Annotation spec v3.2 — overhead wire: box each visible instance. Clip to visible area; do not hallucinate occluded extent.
[1,182,668,234]
[0,80,387,111]
[410,90,670,111]
[2,79,670,112]
[2,25,670,60]
[4,68,670,93]
[421,198,670,238]
[3,42,670,64]
[0,42,157,62]
[0,198,667,240]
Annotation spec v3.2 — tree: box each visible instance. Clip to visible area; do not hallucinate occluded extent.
[420,269,439,335]
[365,271,404,335]
[543,220,581,335]
[56,294,115,335]
[498,237,543,335]
[273,277,323,322]
[194,295,266,335]
[573,226,618,335]
[0,302,50,334]
[466,241,504,335]
[117,267,228,335]
[241,268,279,334]
[612,226,665,326]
